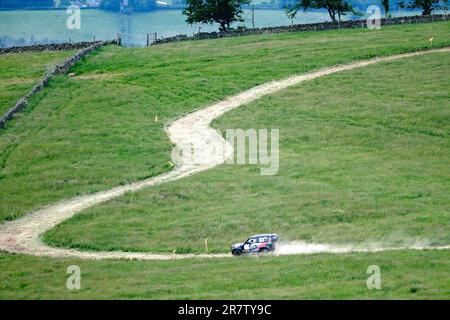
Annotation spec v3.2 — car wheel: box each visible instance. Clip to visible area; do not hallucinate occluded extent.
[232,249,242,256]
[259,248,270,254]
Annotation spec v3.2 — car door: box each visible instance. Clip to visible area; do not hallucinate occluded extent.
[250,238,262,253]
[243,238,257,253]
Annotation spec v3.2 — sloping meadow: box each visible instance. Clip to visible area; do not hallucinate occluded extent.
[43,49,450,254]
[1,22,450,222]
[0,22,449,300]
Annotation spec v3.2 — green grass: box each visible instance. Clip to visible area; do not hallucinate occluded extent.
[43,51,450,254]
[0,250,449,299]
[1,23,450,300]
[1,22,450,222]
[0,50,75,116]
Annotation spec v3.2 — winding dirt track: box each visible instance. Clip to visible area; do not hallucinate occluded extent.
[1,47,450,261]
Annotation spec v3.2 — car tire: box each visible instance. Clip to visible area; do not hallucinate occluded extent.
[232,250,242,256]
[259,248,270,254]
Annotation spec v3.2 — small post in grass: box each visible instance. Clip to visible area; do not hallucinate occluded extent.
[172,249,176,261]
[205,238,208,253]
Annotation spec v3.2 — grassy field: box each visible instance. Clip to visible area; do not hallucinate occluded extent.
[1,22,450,222]
[0,50,75,116]
[43,51,450,254]
[0,22,449,300]
[0,250,449,299]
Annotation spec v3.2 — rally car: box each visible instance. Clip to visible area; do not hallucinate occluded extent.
[230,234,278,256]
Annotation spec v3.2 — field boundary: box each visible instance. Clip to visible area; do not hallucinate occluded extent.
[0,40,113,55]
[0,47,449,261]
[154,14,450,45]
[0,40,118,129]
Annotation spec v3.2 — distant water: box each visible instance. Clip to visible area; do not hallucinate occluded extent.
[0,8,426,47]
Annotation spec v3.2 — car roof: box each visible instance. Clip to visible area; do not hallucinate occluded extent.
[250,234,277,238]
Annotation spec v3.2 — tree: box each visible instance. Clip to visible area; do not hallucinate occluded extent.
[183,0,251,32]
[399,0,448,15]
[285,0,356,23]
[380,0,390,17]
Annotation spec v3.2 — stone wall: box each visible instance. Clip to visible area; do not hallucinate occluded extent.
[0,41,117,128]
[0,41,116,55]
[155,14,450,45]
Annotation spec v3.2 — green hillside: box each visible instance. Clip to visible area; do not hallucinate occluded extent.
[1,22,449,222]
[0,22,449,299]
[44,50,450,254]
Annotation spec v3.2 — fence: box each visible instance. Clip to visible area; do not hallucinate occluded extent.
[150,14,449,46]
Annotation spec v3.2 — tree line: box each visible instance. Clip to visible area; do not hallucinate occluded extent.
[0,0,448,31]
[184,0,448,30]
